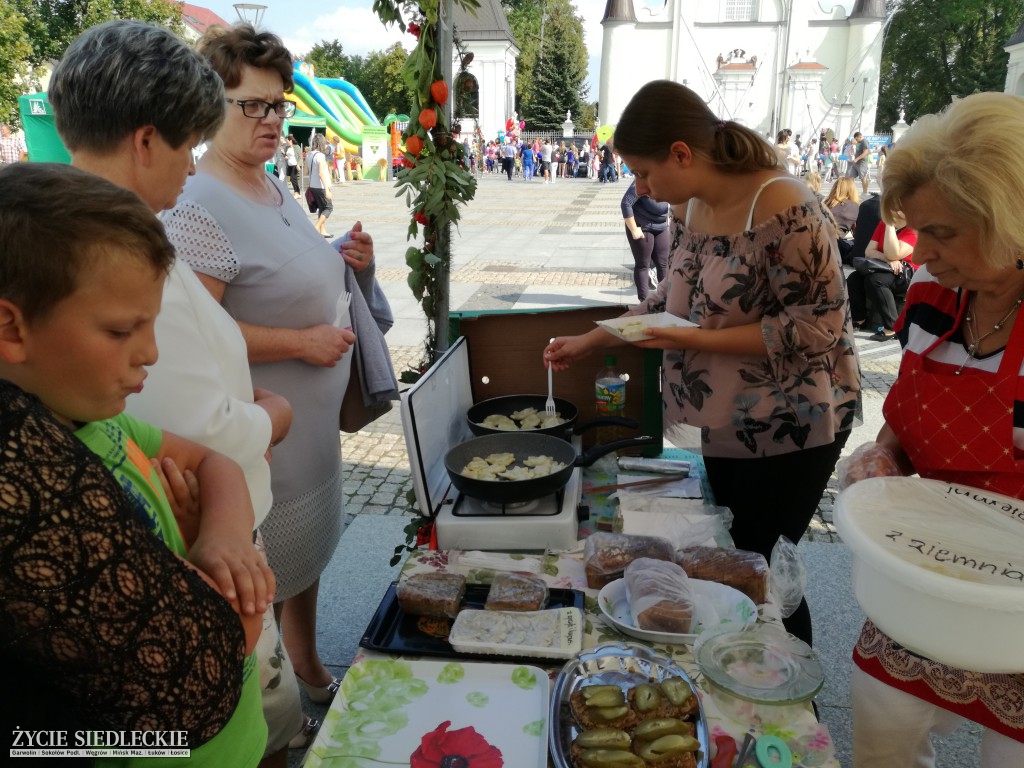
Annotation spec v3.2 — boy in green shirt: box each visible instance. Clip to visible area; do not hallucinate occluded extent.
[0,162,271,765]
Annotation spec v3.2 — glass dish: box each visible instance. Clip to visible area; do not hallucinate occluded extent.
[696,625,824,727]
[548,641,710,768]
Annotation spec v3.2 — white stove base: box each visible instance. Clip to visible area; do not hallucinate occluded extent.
[434,503,580,552]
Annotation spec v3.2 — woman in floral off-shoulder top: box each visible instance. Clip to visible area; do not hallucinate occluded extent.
[545,80,861,645]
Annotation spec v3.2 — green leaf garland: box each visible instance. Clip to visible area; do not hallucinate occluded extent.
[373,0,481,371]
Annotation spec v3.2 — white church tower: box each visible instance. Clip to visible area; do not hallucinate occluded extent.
[599,0,885,140]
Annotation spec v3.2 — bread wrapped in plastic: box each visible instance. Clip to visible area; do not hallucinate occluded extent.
[675,545,769,605]
[396,572,467,618]
[583,531,676,589]
[485,571,549,611]
[625,558,695,633]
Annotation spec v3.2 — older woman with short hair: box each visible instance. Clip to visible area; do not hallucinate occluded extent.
[50,24,222,157]
[51,18,305,764]
[841,91,1024,767]
[47,19,289,766]
[164,22,397,724]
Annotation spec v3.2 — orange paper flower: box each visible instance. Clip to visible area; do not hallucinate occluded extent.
[419,108,437,131]
[430,80,449,106]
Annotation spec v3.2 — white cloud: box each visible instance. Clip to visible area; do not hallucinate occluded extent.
[284,6,408,59]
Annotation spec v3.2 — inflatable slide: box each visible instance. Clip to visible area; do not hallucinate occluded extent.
[288,64,382,154]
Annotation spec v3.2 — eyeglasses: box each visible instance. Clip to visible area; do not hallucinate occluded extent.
[225,98,296,119]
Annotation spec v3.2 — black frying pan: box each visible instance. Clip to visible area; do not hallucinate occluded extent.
[466,394,637,440]
[445,432,657,505]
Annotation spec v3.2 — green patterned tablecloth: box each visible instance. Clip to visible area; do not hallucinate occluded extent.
[305,547,841,768]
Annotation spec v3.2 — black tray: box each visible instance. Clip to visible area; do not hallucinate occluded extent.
[360,581,586,663]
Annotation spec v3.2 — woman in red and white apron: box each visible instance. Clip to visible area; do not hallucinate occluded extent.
[842,92,1024,767]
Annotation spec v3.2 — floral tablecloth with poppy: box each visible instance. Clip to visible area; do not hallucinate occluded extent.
[303,550,840,768]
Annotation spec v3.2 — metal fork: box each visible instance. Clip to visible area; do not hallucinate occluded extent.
[545,338,556,417]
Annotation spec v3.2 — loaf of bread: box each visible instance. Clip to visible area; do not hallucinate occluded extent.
[675,546,769,605]
[583,532,675,589]
[485,571,549,611]
[396,572,467,618]
[625,558,694,634]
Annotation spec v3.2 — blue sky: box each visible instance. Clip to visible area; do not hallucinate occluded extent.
[195,0,609,94]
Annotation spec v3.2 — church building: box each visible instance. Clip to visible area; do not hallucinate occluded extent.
[599,0,886,141]
[452,0,520,141]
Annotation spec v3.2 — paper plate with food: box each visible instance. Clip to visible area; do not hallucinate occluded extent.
[596,313,698,342]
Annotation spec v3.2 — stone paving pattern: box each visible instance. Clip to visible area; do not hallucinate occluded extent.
[329,173,902,544]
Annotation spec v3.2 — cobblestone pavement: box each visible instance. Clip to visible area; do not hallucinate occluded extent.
[333,174,901,545]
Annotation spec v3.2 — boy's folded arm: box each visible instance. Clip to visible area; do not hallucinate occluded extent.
[157,431,274,615]
[151,456,200,548]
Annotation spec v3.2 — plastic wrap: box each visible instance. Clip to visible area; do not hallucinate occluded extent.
[448,551,543,574]
[583,531,676,589]
[617,457,692,474]
[768,537,806,619]
[836,441,902,490]
[625,557,695,633]
[619,498,735,549]
[485,571,549,611]
[396,572,467,618]
[448,607,583,659]
[675,545,770,605]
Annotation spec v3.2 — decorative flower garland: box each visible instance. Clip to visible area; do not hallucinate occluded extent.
[373,0,481,377]
[374,1,481,561]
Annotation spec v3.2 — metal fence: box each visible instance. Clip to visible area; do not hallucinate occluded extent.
[518,130,592,147]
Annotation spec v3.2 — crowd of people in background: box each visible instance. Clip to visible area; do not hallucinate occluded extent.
[447,125,890,192]
[770,127,889,189]
[459,135,626,182]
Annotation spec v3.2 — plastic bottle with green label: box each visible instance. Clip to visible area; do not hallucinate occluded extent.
[595,355,626,415]
[595,355,627,446]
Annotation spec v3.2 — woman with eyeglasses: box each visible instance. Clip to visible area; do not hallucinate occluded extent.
[162,23,398,750]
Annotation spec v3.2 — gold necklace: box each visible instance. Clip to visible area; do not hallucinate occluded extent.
[955,288,1024,375]
[241,172,290,227]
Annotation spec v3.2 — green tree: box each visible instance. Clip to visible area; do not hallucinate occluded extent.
[1,1,185,125]
[355,43,415,117]
[501,0,542,114]
[519,0,588,131]
[19,0,184,66]
[0,3,32,123]
[878,0,1024,126]
[303,39,347,79]
[345,54,367,88]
